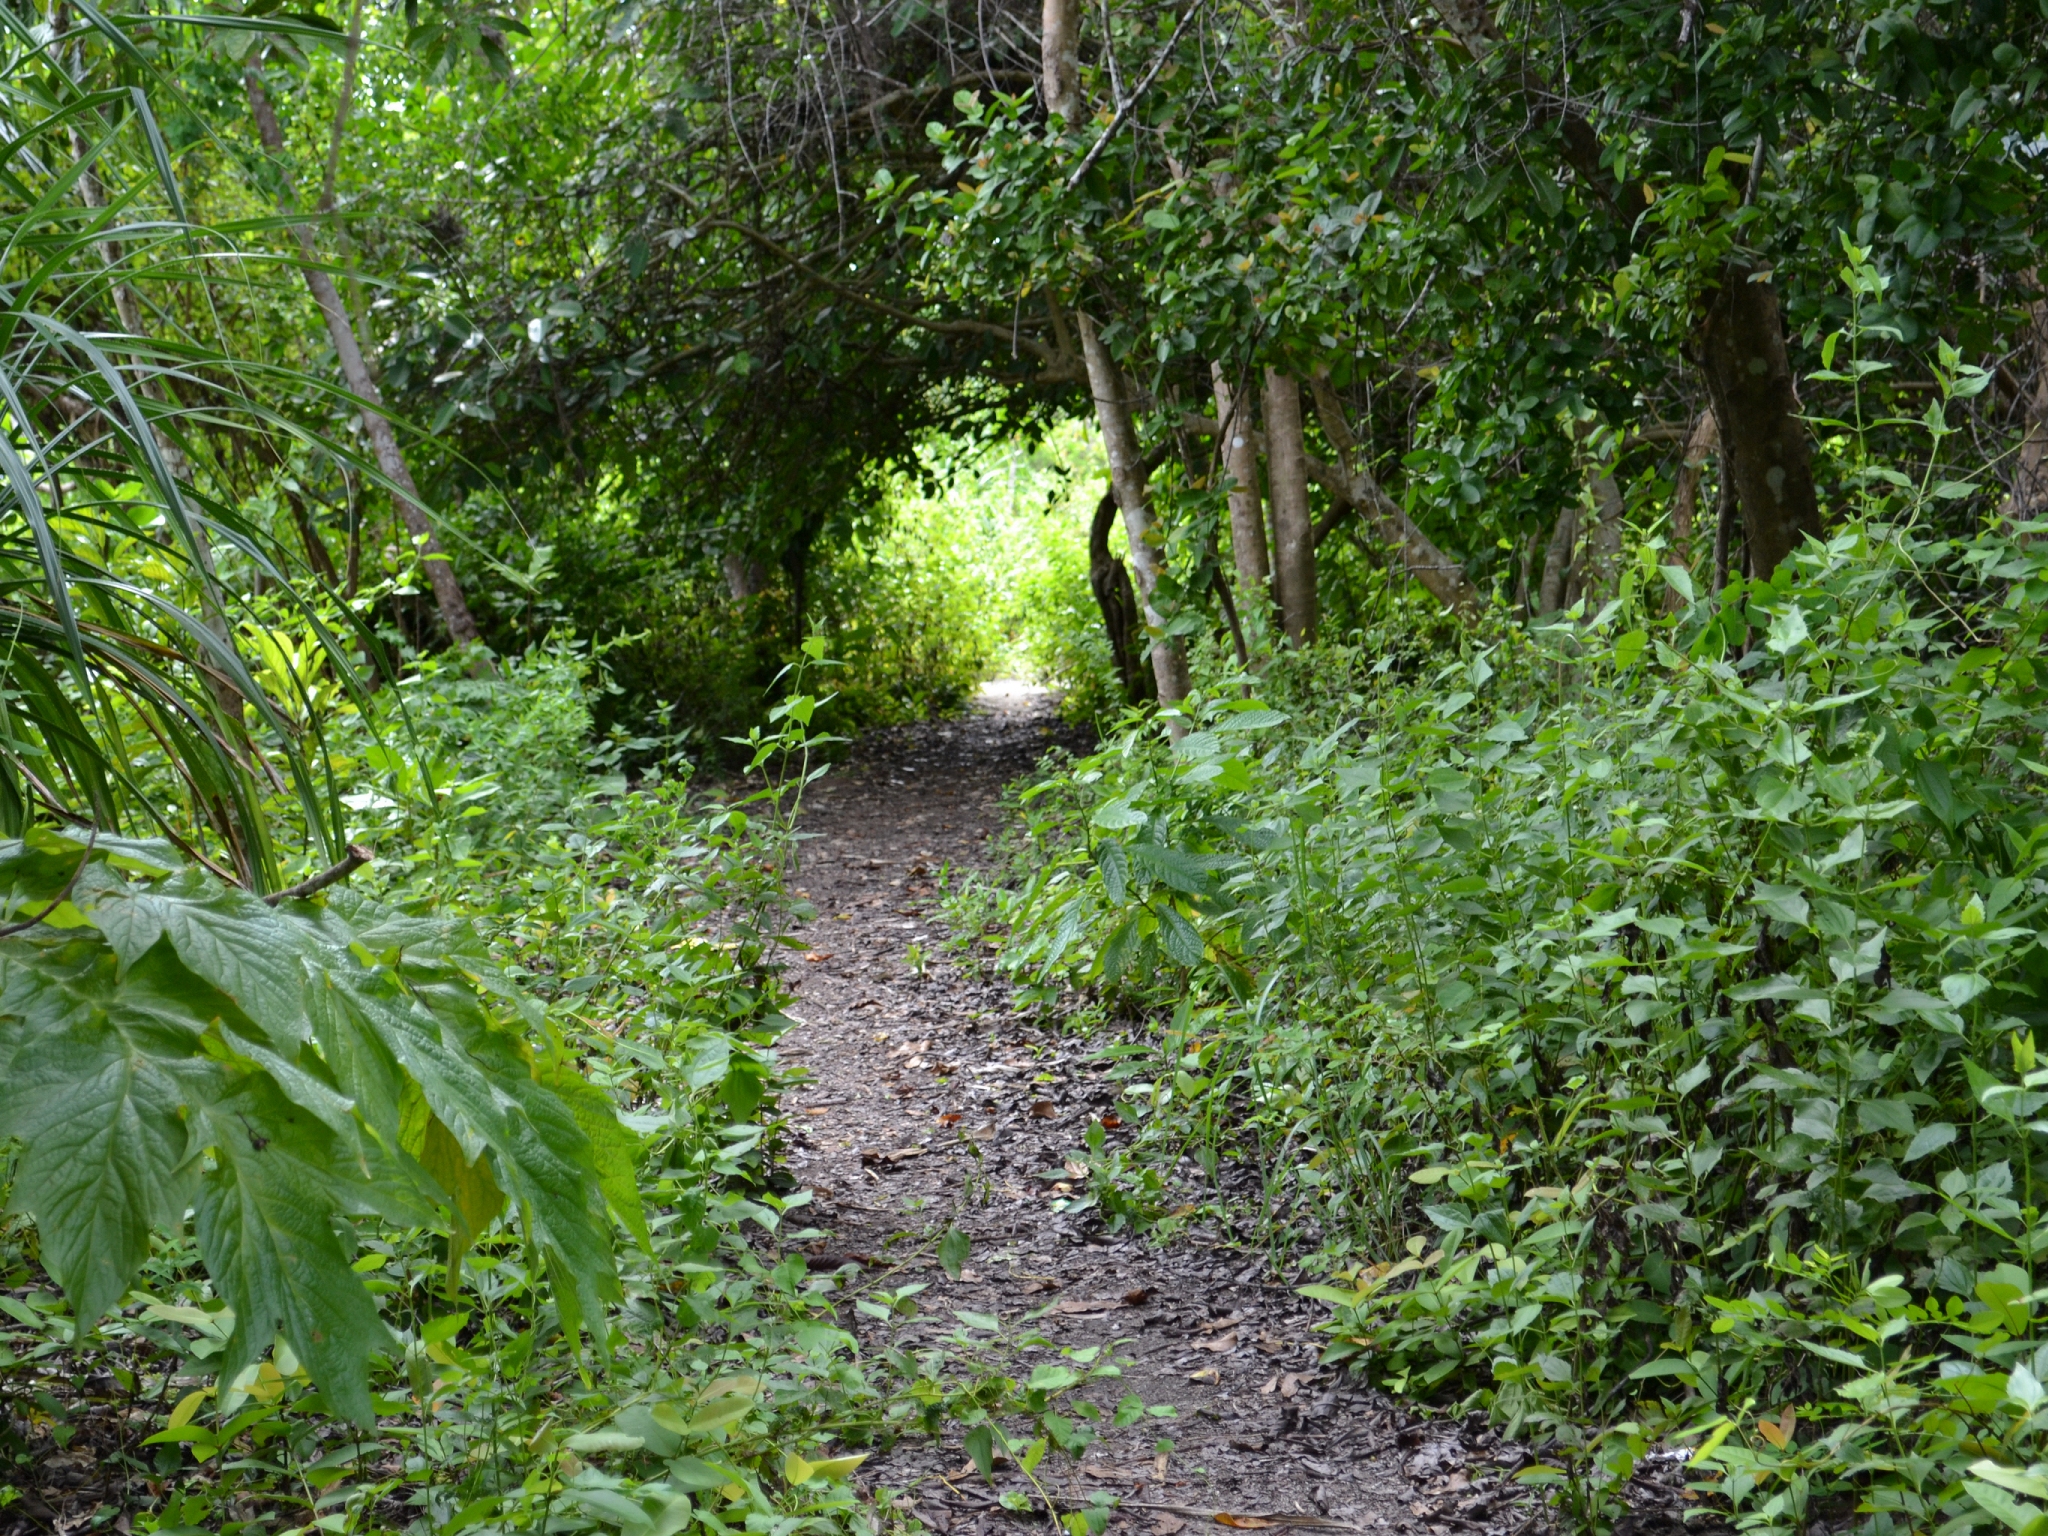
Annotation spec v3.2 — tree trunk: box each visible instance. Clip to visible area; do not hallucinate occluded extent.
[1041,0,1081,124]
[1210,363,1270,609]
[1665,409,1718,612]
[1697,262,1823,579]
[1569,473,1626,611]
[284,489,341,586]
[723,551,768,601]
[2007,293,2048,525]
[1078,312,1188,718]
[1306,374,1480,614]
[1711,471,1737,597]
[1538,503,1577,615]
[244,66,486,659]
[1261,370,1317,645]
[1088,487,1151,702]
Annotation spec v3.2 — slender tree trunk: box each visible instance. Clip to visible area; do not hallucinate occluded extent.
[1261,370,1317,645]
[284,489,341,585]
[244,65,486,659]
[1697,263,1823,578]
[1305,374,1480,614]
[722,551,768,601]
[1078,312,1188,719]
[1041,0,1081,124]
[1087,486,1150,702]
[1539,504,1577,615]
[2007,294,2048,525]
[1210,363,1269,608]
[1669,409,1717,568]
[1711,472,1737,597]
[1572,472,1626,610]
[343,470,362,600]
[1665,409,1718,612]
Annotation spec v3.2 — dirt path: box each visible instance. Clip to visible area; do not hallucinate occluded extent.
[776,685,1530,1536]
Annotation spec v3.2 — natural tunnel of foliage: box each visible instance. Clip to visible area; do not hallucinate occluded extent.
[2,0,2048,1529]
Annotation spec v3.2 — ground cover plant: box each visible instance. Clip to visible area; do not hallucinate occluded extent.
[1,648,1153,1534]
[967,279,2048,1532]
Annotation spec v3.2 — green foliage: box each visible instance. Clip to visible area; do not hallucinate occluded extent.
[0,829,622,1426]
[978,315,2048,1527]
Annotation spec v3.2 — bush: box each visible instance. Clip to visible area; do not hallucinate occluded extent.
[980,321,2048,1529]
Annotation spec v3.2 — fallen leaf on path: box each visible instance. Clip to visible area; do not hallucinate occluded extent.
[1214,1516,1279,1529]
[1153,1517,1185,1535]
[1021,1277,1063,1294]
[1028,1100,1058,1118]
[1186,1367,1220,1384]
[1259,1375,1279,1396]
[1280,1373,1302,1398]
[803,952,834,963]
[1255,1330,1289,1355]
[860,1146,928,1167]
[1190,1330,1237,1352]
[1052,1296,1123,1315]
[1197,1312,1243,1333]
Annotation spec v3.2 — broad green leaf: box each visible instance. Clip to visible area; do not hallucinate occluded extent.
[964,1424,995,1480]
[419,1113,506,1285]
[1904,1122,1958,1162]
[0,952,209,1325]
[938,1226,971,1280]
[1096,838,1129,903]
[194,1090,390,1426]
[540,1062,649,1253]
[99,873,307,1046]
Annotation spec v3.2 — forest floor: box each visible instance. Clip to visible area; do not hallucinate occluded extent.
[777,683,1567,1536]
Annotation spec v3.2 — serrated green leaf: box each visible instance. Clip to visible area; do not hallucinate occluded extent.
[1096,838,1128,904]
[0,951,209,1326]
[194,1089,390,1426]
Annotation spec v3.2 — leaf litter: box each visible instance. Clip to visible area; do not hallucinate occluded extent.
[775,686,1562,1536]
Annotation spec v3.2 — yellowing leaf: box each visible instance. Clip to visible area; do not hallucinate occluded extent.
[167,1387,211,1431]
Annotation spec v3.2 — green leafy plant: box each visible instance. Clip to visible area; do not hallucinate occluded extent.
[0,827,627,1424]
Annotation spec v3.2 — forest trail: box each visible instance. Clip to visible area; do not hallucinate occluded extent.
[777,687,1530,1536]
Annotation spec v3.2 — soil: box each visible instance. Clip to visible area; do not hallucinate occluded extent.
[775,683,1623,1536]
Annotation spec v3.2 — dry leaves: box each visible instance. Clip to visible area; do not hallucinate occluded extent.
[1189,1330,1238,1353]
[1028,1100,1058,1118]
[859,1146,927,1167]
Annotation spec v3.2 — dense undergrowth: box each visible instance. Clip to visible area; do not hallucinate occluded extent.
[967,327,2048,1532]
[0,644,1144,1536]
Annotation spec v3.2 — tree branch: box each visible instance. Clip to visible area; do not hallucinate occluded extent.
[672,200,1085,383]
[1065,1,1203,191]
[265,843,373,904]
